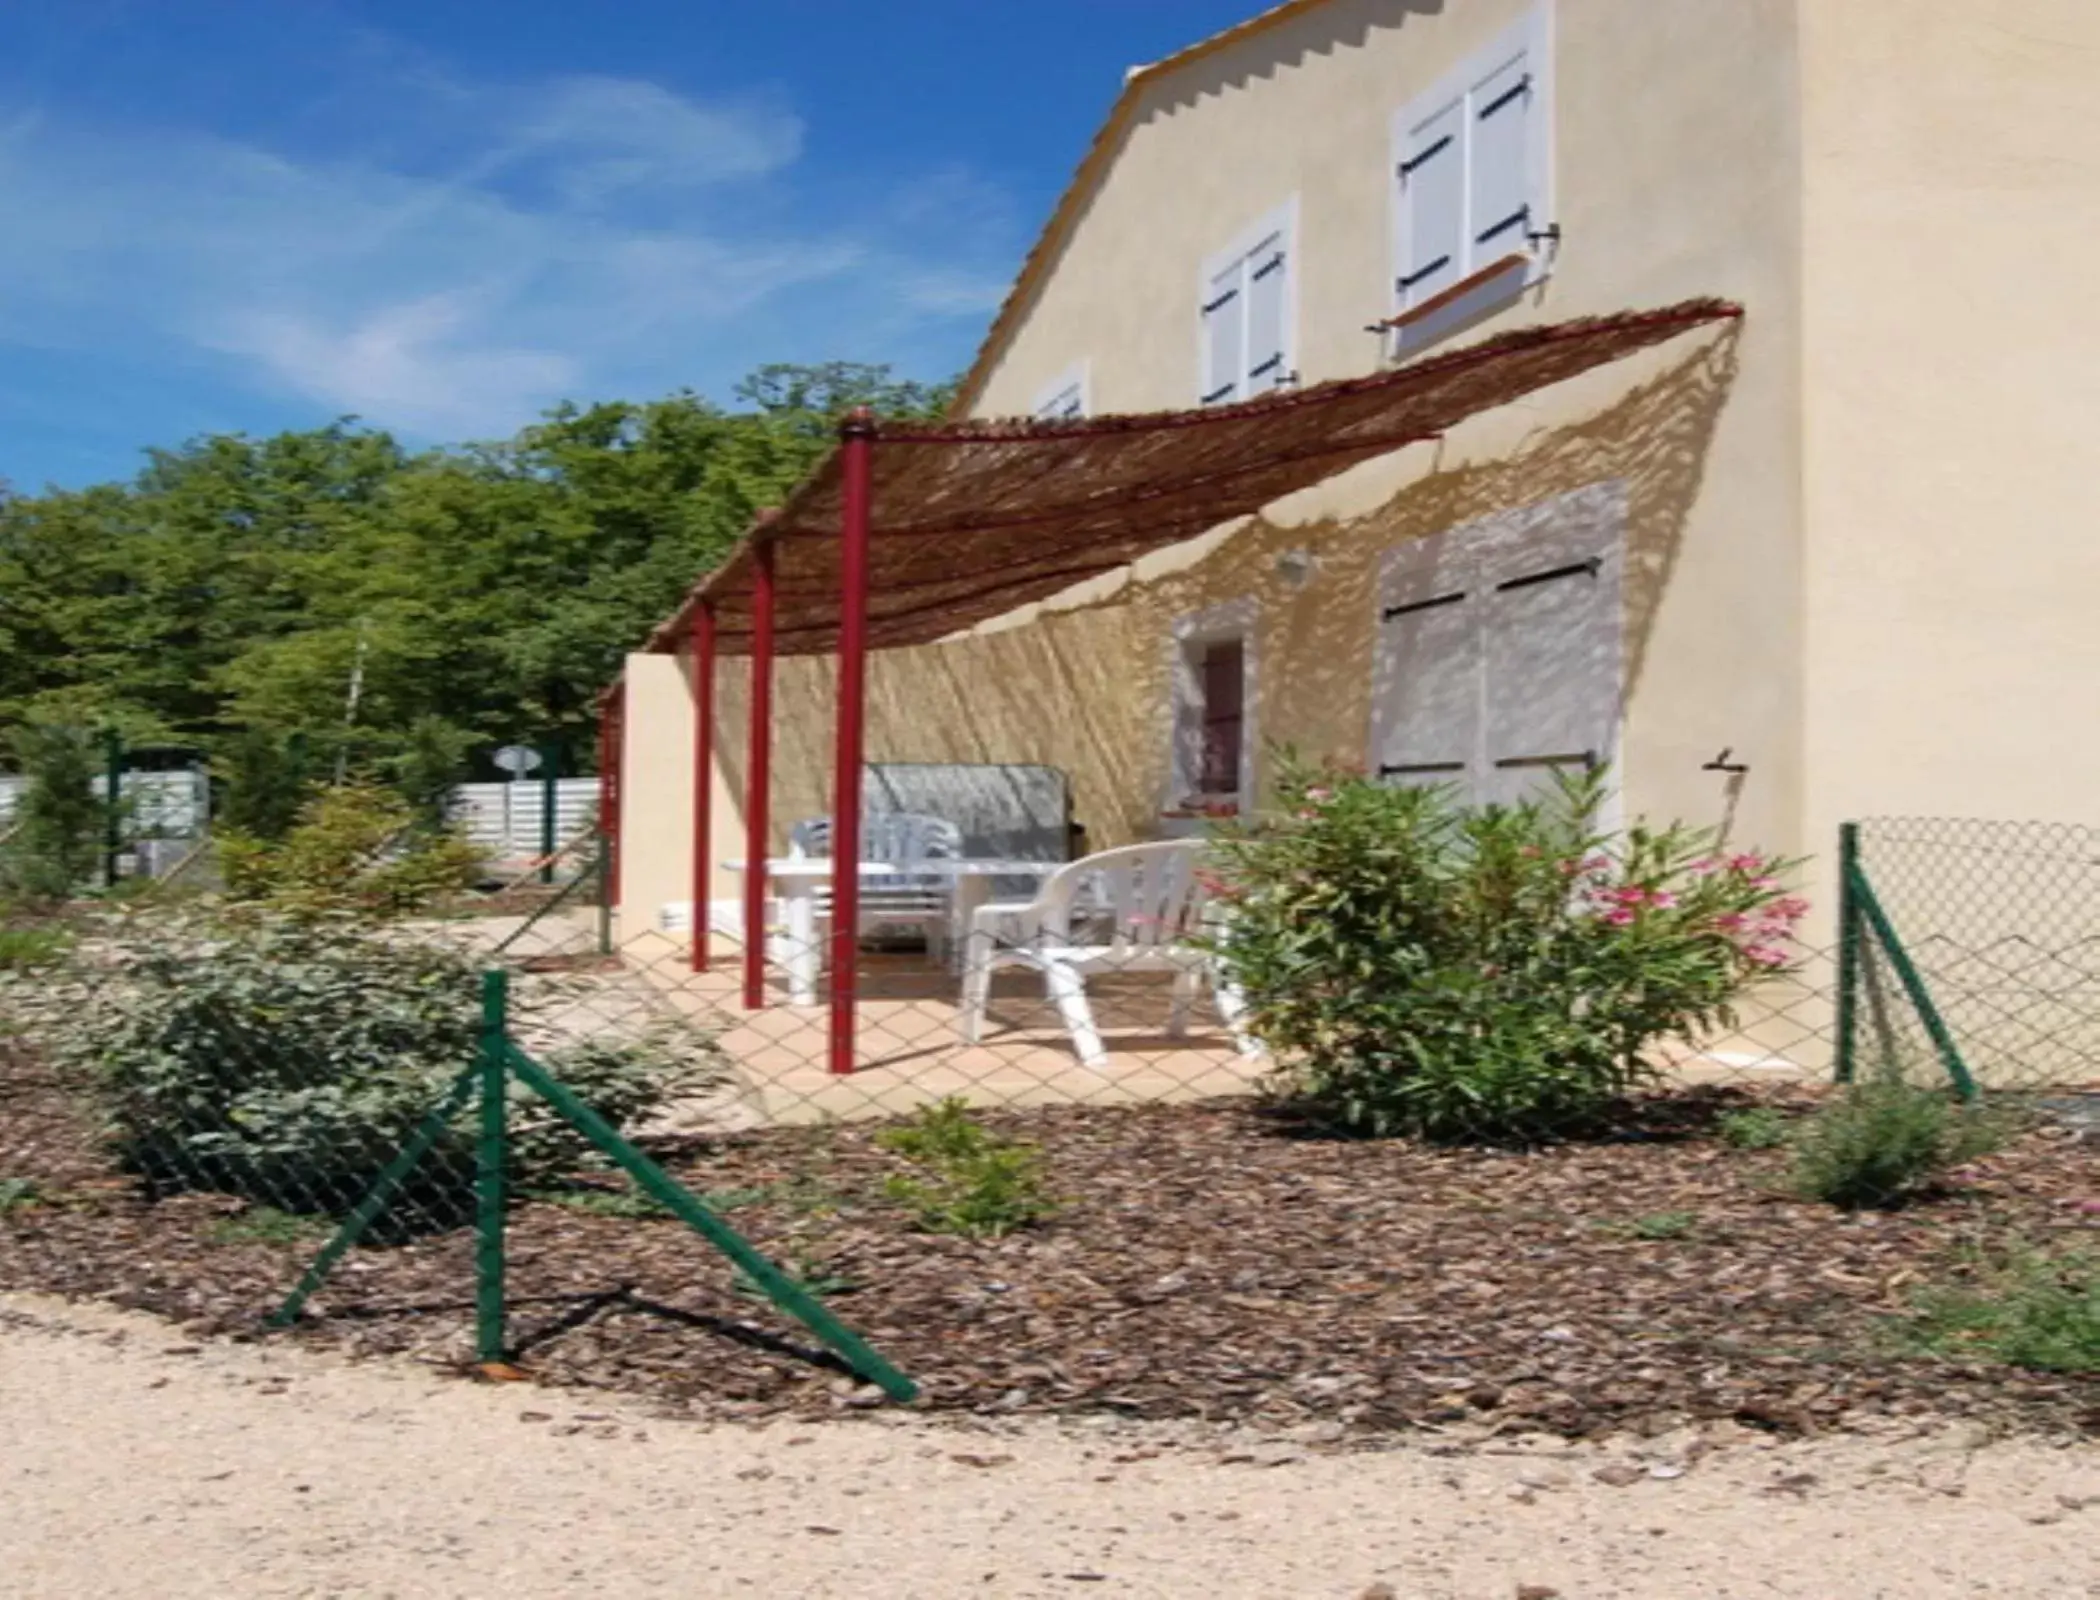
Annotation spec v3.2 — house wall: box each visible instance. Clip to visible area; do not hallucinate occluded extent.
[614,650,746,950]
[1799,0,2100,845]
[694,0,1808,898]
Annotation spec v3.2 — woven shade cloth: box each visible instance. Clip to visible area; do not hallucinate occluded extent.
[646,298,1739,658]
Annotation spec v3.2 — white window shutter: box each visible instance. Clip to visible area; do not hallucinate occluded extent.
[1243,235,1288,393]
[1201,264,1243,405]
[1370,536,1481,793]
[1035,381,1084,422]
[1480,536,1619,809]
[1468,52,1534,262]
[1397,100,1464,310]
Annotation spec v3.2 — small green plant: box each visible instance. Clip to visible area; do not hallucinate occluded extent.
[536,1181,768,1220]
[0,1177,44,1216]
[876,1097,1058,1239]
[1902,1248,2100,1373]
[1788,1079,2010,1210]
[1626,1210,1698,1240]
[0,924,70,971]
[207,1205,329,1246]
[1717,1106,1792,1151]
[733,1245,857,1302]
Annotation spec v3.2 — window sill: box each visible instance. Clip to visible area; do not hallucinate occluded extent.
[1380,252,1535,361]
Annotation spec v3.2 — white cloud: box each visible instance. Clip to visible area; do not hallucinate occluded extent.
[0,57,1009,442]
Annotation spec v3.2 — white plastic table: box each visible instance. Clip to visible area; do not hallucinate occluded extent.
[723,857,1061,1005]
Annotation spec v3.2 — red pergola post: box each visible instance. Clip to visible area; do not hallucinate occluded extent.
[688,602,716,973]
[599,683,624,908]
[828,410,876,1075]
[740,542,776,1010]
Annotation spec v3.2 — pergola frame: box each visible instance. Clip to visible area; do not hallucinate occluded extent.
[620,299,1743,1077]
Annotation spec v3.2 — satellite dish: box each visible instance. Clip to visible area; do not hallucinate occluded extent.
[493,745,541,776]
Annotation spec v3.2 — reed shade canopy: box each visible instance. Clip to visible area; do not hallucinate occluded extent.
[643,298,1741,660]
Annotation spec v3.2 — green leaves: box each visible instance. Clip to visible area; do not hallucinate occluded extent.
[876,1097,1059,1239]
[1210,761,1807,1144]
[0,363,950,767]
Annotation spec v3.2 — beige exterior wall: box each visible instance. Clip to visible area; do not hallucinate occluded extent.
[691,0,1809,905]
[614,650,745,949]
[1800,0,2100,841]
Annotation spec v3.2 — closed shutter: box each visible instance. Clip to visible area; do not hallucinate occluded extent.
[1035,381,1084,421]
[1201,263,1243,405]
[1244,234,1288,394]
[1396,99,1464,311]
[1468,52,1534,261]
[1481,546,1618,807]
[1371,536,1480,792]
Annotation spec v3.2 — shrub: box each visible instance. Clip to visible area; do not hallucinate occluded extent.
[212,729,318,842]
[0,722,111,901]
[1209,763,1806,1143]
[1788,1078,2010,1210]
[219,781,482,918]
[877,1097,1058,1239]
[1716,1105,1793,1151]
[25,911,708,1226]
[1903,1248,2100,1373]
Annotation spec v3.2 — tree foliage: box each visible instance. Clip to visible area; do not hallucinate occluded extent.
[0,364,951,779]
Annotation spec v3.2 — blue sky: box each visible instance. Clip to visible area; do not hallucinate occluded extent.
[0,0,1264,491]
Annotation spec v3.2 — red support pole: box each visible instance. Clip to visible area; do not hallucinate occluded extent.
[601,684,624,909]
[828,409,877,1075]
[688,603,716,973]
[740,543,776,1010]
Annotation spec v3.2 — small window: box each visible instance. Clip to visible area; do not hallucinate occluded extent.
[1168,599,1259,813]
[1197,638,1246,796]
[1390,8,1552,357]
[1199,204,1296,405]
[1033,363,1089,421]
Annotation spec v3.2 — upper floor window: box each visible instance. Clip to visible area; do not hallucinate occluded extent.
[1199,201,1297,405]
[1033,363,1089,421]
[1390,8,1553,355]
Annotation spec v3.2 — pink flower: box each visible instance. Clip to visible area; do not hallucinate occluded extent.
[1689,856,1722,876]
[1608,886,1649,906]
[1603,908,1638,926]
[1743,944,1790,968]
[1713,911,1749,932]
[1770,896,1811,920]
[1749,875,1780,891]
[1727,853,1765,873]
[1648,890,1679,910]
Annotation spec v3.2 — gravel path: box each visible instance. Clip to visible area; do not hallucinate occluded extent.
[4,1293,2098,1598]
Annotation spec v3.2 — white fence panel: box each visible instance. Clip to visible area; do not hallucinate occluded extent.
[449,778,597,862]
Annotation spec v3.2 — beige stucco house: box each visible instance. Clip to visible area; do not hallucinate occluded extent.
[617,0,2100,947]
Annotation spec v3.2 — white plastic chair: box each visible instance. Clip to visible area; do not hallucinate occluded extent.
[787,812,963,958]
[957,839,1255,1068]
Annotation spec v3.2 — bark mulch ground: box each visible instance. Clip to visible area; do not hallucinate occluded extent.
[5,1044,2099,1441]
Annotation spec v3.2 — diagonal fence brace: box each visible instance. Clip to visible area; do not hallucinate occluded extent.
[500,1040,918,1401]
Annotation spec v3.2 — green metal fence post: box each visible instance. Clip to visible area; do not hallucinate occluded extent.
[102,727,124,887]
[1833,822,1861,1084]
[475,970,510,1362]
[596,838,612,956]
[1849,866,1980,1102]
[538,742,560,886]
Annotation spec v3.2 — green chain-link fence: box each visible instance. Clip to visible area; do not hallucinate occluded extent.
[2,812,2092,1400]
[1840,817,2100,1097]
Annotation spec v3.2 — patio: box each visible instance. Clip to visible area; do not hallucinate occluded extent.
[597,299,1747,1089]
